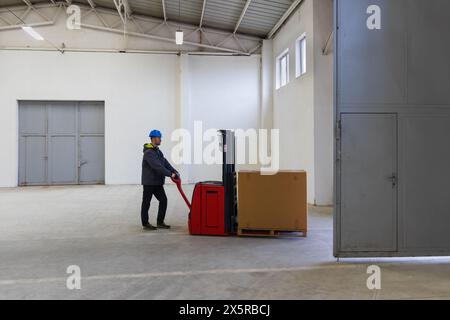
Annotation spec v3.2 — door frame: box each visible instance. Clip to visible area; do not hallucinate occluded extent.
[47,101,79,186]
[335,112,399,256]
[77,102,105,185]
[18,100,105,186]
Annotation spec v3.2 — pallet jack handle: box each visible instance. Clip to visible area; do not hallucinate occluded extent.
[171,176,192,210]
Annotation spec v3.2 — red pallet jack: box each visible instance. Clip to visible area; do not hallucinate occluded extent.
[171,130,237,236]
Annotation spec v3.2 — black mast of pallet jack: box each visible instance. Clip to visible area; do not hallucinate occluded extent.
[220,130,238,234]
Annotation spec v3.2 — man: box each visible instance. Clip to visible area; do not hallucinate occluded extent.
[141,129,178,231]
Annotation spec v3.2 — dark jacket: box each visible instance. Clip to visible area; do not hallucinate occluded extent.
[142,143,177,186]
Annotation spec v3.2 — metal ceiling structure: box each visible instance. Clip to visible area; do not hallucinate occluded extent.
[0,0,303,54]
[91,0,300,37]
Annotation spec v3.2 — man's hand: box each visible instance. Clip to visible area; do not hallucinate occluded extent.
[171,173,178,179]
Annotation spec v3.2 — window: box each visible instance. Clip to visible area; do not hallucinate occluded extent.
[296,34,307,77]
[276,49,290,89]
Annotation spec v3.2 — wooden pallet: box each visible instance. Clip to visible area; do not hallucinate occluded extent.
[238,228,307,238]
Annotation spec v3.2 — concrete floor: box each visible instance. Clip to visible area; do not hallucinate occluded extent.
[1,185,450,300]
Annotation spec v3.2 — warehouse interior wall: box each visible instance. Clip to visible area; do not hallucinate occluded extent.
[0,50,261,187]
[312,0,334,206]
[0,50,178,186]
[272,0,315,205]
[269,0,334,205]
[186,55,261,183]
[0,1,335,207]
[0,7,262,188]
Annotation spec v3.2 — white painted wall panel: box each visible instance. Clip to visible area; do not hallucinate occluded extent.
[273,0,316,204]
[0,51,261,187]
[187,55,261,183]
[272,0,334,205]
[0,50,179,186]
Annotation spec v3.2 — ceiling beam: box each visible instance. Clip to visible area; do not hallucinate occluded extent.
[122,0,131,16]
[0,21,53,31]
[267,0,303,39]
[82,23,251,55]
[86,0,96,9]
[234,0,251,34]
[199,0,207,28]
[20,0,51,22]
[113,0,131,19]
[161,0,167,21]
[0,4,261,55]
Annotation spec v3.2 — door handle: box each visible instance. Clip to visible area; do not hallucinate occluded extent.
[78,160,88,168]
[389,173,398,188]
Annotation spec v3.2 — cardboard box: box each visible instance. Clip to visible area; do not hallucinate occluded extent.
[237,171,307,234]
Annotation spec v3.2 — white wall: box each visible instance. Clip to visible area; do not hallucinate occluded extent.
[261,40,274,131]
[271,0,333,205]
[0,1,334,205]
[0,47,261,187]
[0,50,179,186]
[0,3,262,187]
[187,55,261,182]
[272,0,316,204]
[313,0,334,205]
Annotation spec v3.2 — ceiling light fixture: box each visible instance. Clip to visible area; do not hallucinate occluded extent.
[21,26,45,41]
[176,30,184,45]
[176,0,183,45]
[6,8,45,41]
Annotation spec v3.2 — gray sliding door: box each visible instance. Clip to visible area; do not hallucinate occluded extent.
[18,101,105,186]
[340,114,398,252]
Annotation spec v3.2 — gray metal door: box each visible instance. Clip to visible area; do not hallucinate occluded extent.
[48,102,78,184]
[340,114,398,252]
[19,102,48,185]
[78,102,105,184]
[18,101,105,186]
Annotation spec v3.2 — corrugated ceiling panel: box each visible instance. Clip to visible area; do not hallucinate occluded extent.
[79,0,117,11]
[239,0,293,36]
[128,0,165,19]
[165,0,203,25]
[2,0,297,37]
[202,0,246,31]
[0,0,48,7]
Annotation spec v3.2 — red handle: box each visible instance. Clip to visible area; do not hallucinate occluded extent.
[171,176,192,210]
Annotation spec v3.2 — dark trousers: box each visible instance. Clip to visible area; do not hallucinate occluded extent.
[141,185,168,226]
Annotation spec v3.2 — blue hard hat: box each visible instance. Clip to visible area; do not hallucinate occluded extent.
[149,130,162,138]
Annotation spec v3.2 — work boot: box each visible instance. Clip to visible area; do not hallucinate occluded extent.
[157,223,171,229]
[143,224,157,231]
